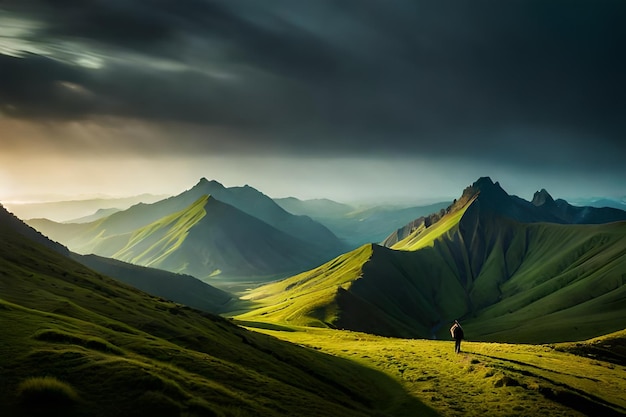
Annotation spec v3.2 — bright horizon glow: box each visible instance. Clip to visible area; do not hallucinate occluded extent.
[1,152,624,207]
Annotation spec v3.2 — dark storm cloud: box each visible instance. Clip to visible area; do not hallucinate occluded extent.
[1,0,625,166]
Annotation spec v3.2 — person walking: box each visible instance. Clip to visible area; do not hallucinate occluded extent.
[450,320,464,354]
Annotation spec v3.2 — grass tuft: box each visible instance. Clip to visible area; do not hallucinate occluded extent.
[33,329,124,355]
[16,376,79,407]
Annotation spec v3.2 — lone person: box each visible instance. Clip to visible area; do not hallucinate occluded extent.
[450,320,464,354]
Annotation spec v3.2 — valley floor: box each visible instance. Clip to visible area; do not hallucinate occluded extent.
[246,326,626,417]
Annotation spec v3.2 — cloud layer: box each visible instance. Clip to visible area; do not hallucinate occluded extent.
[1,0,625,171]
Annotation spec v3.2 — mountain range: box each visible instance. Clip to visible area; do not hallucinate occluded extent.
[3,176,626,416]
[237,177,626,343]
[3,193,167,223]
[28,178,346,282]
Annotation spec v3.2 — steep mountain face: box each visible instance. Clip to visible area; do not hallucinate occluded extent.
[27,179,345,280]
[384,178,626,247]
[0,210,405,417]
[239,178,626,343]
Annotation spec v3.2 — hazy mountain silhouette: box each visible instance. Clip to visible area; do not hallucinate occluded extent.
[275,197,450,248]
[65,207,121,223]
[569,197,626,211]
[78,178,342,249]
[4,194,166,222]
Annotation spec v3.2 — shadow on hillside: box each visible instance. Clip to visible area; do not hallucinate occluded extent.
[237,323,441,417]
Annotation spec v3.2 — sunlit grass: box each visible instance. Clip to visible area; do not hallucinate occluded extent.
[113,195,208,267]
[248,326,626,417]
[392,195,475,251]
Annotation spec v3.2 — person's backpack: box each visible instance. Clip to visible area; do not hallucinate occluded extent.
[454,326,464,340]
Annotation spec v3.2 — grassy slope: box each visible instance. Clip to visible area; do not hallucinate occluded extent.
[462,220,626,342]
[233,196,479,336]
[4,222,625,417]
[5,204,626,417]
[248,326,626,417]
[0,222,434,417]
[105,195,209,268]
[237,244,375,327]
[236,192,473,330]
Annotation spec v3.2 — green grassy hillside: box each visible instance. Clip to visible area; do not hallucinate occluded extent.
[3,203,626,417]
[0,209,435,417]
[236,183,626,343]
[237,244,375,327]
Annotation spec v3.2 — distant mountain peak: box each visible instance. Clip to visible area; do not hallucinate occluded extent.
[472,176,505,193]
[195,178,224,188]
[473,176,496,188]
[531,189,555,207]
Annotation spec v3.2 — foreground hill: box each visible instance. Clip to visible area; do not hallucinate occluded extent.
[1,204,234,314]
[28,179,344,281]
[237,178,626,343]
[0,204,431,417]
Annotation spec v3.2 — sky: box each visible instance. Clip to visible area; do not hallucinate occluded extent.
[1,0,625,205]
